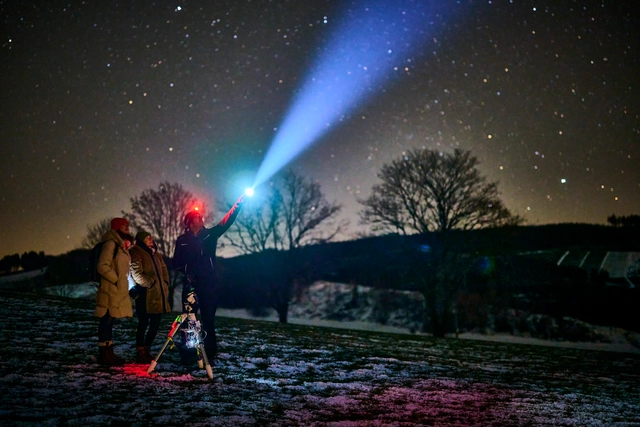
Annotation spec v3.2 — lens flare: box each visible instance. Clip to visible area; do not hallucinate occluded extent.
[244,187,255,197]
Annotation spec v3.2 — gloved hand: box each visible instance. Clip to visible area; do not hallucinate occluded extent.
[129,286,141,299]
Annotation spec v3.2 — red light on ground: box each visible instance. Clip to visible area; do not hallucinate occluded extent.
[122,363,155,378]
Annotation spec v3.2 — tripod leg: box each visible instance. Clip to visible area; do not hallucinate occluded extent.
[147,336,171,374]
[199,344,213,380]
[147,314,187,374]
[197,352,204,369]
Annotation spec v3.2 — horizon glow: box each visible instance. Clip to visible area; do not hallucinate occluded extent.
[252,0,448,187]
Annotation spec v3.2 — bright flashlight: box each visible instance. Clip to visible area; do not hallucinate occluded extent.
[244,187,255,197]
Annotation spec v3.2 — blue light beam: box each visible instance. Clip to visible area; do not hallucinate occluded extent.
[253,0,446,187]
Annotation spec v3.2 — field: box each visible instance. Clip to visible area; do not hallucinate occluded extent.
[1,290,639,426]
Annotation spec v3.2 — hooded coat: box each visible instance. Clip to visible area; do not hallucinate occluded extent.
[129,242,171,314]
[93,229,134,319]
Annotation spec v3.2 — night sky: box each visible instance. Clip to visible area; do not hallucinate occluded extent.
[1,0,638,258]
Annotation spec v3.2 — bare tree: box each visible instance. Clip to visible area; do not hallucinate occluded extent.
[278,170,344,250]
[225,171,344,254]
[224,186,283,255]
[79,218,112,250]
[123,182,211,258]
[406,244,471,338]
[224,170,344,323]
[273,171,344,322]
[360,148,522,338]
[360,148,522,235]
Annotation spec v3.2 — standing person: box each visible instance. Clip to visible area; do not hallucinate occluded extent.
[94,217,135,366]
[173,195,245,364]
[129,231,171,363]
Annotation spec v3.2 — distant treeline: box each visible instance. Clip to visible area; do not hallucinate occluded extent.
[607,214,640,228]
[41,222,640,288]
[15,223,640,333]
[214,224,640,333]
[0,251,50,275]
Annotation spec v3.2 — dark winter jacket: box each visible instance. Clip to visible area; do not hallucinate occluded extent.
[94,230,134,319]
[130,242,171,314]
[173,199,243,300]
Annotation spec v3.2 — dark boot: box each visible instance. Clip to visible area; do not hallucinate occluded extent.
[98,341,124,366]
[136,346,153,364]
[105,341,126,365]
[146,346,156,361]
[98,342,110,365]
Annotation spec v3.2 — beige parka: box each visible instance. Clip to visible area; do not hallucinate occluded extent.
[129,243,171,314]
[93,229,134,319]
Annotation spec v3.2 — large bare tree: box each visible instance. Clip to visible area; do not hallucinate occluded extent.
[224,186,283,255]
[225,170,344,254]
[360,148,522,235]
[360,148,522,338]
[279,170,344,250]
[224,170,344,323]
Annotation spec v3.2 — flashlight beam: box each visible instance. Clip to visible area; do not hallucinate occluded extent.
[252,0,451,188]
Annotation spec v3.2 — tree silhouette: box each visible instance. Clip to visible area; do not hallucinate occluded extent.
[279,170,344,250]
[123,182,211,258]
[360,148,522,235]
[79,218,112,250]
[608,214,640,228]
[224,186,283,255]
[224,170,344,323]
[360,148,521,338]
[20,251,47,271]
[0,254,21,274]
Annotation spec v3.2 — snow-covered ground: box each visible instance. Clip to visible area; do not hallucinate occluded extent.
[1,290,639,426]
[0,268,47,283]
[218,308,640,355]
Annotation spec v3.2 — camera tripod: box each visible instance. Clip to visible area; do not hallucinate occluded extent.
[147,312,213,379]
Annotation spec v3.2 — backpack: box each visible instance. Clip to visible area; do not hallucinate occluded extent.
[89,241,118,284]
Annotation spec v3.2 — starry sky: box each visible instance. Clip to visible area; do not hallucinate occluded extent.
[1,0,638,258]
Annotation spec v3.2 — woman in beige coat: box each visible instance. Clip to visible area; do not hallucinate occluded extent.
[129,231,171,363]
[94,217,134,365]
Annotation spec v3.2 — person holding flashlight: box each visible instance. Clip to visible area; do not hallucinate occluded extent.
[172,194,245,365]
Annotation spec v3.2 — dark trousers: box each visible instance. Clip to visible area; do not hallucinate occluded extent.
[199,300,218,355]
[98,310,115,342]
[135,312,162,347]
[182,283,218,356]
[134,294,162,346]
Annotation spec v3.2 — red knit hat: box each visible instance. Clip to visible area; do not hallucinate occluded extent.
[110,217,129,231]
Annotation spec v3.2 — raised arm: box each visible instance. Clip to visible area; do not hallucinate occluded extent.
[212,195,245,237]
